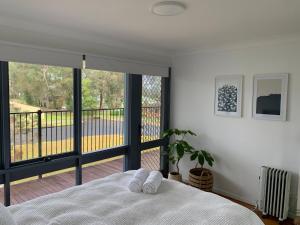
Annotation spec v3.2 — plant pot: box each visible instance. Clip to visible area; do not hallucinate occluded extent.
[189,168,213,192]
[168,172,182,182]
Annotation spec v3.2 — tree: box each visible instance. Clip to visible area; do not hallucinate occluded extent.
[9,62,125,111]
[82,69,124,109]
[9,62,73,110]
[82,79,98,109]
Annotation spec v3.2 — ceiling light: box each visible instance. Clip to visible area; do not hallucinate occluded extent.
[151,1,186,16]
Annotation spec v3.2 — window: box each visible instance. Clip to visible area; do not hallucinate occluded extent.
[7,62,76,204]
[141,75,162,170]
[141,75,161,142]
[9,62,74,163]
[81,69,125,182]
[0,60,170,206]
[81,69,125,153]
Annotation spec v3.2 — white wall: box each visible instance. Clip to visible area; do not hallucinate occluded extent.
[171,39,300,215]
[297,168,300,217]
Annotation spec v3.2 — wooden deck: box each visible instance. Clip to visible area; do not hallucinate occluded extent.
[0,150,160,205]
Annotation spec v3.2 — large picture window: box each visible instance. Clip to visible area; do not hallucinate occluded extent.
[0,59,170,206]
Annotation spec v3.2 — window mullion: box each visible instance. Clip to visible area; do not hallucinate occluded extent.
[0,61,11,205]
[160,68,171,177]
[73,68,82,185]
[124,74,142,171]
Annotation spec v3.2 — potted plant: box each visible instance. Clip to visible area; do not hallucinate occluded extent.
[188,149,215,192]
[163,129,196,182]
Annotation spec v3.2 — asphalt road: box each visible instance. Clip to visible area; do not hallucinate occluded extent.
[11,118,160,145]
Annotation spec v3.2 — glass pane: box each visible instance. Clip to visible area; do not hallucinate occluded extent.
[142,75,161,142]
[9,62,74,163]
[81,69,125,153]
[141,147,160,170]
[10,168,75,205]
[82,156,124,183]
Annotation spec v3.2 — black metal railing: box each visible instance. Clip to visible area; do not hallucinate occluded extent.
[10,107,161,163]
[10,110,74,162]
[82,108,125,153]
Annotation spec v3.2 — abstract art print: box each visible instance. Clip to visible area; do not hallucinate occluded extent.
[215,75,243,117]
[252,74,288,121]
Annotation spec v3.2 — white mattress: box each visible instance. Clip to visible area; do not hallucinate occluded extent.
[8,171,264,225]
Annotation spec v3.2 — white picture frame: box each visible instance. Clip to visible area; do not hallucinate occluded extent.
[252,73,288,121]
[214,75,243,117]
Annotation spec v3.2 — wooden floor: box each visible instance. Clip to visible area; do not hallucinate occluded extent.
[222,195,294,225]
[0,150,294,224]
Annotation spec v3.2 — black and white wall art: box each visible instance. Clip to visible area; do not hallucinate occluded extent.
[215,75,243,117]
[252,74,288,121]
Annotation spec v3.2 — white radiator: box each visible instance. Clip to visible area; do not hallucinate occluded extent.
[259,166,291,221]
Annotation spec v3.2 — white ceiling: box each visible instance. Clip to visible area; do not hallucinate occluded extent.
[0,0,300,59]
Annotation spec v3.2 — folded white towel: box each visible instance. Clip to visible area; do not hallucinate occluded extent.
[128,168,150,193]
[142,171,163,194]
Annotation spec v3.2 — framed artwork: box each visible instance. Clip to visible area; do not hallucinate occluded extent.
[214,75,243,117]
[252,73,288,121]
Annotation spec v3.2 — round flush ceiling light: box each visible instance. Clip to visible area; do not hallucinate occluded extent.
[151,1,186,16]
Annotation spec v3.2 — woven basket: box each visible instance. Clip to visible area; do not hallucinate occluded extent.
[189,168,213,192]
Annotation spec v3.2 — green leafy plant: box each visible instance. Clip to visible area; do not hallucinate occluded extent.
[163,129,196,174]
[190,149,214,170]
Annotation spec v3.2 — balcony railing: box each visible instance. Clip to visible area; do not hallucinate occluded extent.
[10,107,161,163]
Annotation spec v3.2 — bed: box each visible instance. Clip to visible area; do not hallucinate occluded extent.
[8,171,264,225]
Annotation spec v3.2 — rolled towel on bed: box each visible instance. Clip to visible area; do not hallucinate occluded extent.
[128,168,150,193]
[142,171,163,194]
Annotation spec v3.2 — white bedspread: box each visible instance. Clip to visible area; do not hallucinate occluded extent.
[8,171,264,225]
